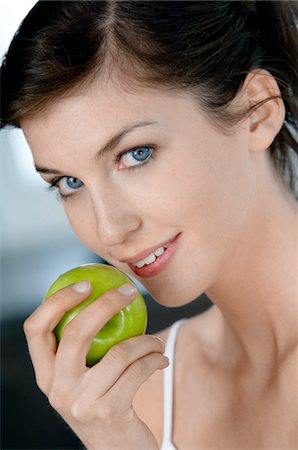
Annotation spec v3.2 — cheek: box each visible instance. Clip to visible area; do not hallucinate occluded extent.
[187,142,258,270]
[143,144,258,305]
[63,199,100,253]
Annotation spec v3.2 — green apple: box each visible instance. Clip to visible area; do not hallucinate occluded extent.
[44,263,147,366]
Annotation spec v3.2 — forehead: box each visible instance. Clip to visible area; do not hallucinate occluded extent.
[21,77,216,167]
[23,78,194,138]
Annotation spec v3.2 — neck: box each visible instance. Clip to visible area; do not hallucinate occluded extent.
[205,151,298,380]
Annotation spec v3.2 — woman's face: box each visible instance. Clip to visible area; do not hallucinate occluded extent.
[22,79,257,306]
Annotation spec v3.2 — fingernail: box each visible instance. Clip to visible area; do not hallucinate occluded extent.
[72,280,91,293]
[118,284,138,297]
[163,356,170,366]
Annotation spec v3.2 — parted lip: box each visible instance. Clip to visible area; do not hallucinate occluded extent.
[120,233,180,265]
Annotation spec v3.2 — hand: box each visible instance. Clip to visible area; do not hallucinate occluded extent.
[23,281,169,450]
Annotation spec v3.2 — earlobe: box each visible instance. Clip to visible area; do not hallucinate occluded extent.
[242,69,286,152]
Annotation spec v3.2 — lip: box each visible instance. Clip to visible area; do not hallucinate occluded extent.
[128,233,181,278]
[121,233,180,264]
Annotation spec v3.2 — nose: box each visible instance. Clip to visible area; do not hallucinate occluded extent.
[90,186,141,247]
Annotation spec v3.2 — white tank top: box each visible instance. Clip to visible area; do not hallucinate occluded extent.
[160,319,188,450]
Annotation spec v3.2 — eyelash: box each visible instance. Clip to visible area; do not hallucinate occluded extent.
[46,144,156,200]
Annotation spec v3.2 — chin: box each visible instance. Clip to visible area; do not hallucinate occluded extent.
[145,282,206,308]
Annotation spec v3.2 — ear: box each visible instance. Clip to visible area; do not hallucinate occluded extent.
[241,69,286,152]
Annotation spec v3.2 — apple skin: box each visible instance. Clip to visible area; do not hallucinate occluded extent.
[43,263,148,367]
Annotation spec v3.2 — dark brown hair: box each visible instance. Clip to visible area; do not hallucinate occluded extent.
[1,1,297,195]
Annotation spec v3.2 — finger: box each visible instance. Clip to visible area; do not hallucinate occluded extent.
[53,284,138,379]
[102,352,169,413]
[77,334,166,400]
[23,280,91,393]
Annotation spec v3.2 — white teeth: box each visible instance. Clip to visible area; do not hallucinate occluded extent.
[144,253,156,265]
[154,246,165,257]
[135,252,156,268]
[135,261,146,268]
[134,246,166,268]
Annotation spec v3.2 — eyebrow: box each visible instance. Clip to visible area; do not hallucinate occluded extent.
[35,120,158,174]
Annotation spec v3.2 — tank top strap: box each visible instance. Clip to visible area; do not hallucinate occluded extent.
[160,318,188,450]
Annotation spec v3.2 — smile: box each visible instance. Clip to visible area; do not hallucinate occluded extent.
[132,244,170,268]
[128,233,181,278]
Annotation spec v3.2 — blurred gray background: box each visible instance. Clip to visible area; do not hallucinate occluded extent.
[1,2,211,449]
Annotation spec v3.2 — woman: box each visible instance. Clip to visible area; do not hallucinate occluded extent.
[1,1,297,449]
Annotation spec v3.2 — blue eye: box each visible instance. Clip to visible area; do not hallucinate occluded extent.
[118,146,154,169]
[131,147,151,161]
[64,177,82,189]
[47,176,84,199]
[59,176,83,195]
